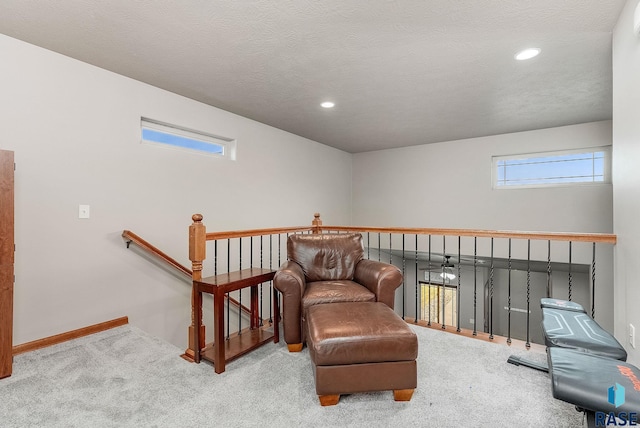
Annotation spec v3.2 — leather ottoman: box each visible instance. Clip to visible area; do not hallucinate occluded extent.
[305,301,418,406]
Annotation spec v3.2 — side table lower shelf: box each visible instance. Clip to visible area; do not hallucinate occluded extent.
[199,323,276,365]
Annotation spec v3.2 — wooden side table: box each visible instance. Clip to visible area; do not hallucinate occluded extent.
[193,267,278,374]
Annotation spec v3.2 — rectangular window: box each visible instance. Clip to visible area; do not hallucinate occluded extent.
[492,147,610,189]
[140,118,236,159]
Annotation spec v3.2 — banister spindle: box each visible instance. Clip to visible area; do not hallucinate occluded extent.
[428,235,432,326]
[259,235,263,326]
[269,234,273,323]
[507,238,512,345]
[592,242,596,318]
[526,240,531,348]
[568,241,573,301]
[226,239,230,340]
[312,213,322,234]
[238,238,242,335]
[441,236,446,330]
[473,237,477,336]
[402,234,406,318]
[457,236,461,332]
[415,235,418,324]
[547,240,551,297]
[214,240,218,276]
[489,238,494,340]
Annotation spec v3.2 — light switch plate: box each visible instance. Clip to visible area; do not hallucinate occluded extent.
[78,205,90,219]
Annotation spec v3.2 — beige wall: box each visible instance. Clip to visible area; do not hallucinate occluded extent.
[613,0,640,366]
[0,34,352,349]
[352,121,615,330]
[352,121,613,232]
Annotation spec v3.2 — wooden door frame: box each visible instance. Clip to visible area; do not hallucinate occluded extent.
[0,149,14,379]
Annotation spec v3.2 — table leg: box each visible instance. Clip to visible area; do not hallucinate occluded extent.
[213,290,225,374]
[250,285,259,329]
[273,287,279,343]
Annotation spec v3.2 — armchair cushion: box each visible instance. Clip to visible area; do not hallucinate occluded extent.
[302,280,375,309]
[288,233,364,282]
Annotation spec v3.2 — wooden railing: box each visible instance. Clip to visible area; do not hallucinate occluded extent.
[121,229,251,322]
[185,213,617,362]
[122,230,192,277]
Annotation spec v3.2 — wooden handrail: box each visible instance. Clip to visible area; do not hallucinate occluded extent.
[194,207,616,245]
[122,230,192,277]
[205,225,313,241]
[316,225,617,244]
[199,223,616,245]
[123,229,251,317]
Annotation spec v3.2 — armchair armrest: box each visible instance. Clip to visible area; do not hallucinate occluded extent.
[354,259,402,309]
[273,261,306,345]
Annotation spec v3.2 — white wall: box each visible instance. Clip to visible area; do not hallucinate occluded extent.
[0,34,352,349]
[353,121,615,330]
[613,0,640,366]
[352,121,613,232]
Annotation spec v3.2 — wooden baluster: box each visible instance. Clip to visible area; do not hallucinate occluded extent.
[312,213,322,234]
[186,213,206,362]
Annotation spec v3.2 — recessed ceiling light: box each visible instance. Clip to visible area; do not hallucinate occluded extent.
[320,101,335,108]
[515,48,541,61]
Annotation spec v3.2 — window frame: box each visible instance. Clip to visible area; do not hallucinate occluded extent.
[491,146,611,190]
[140,118,236,160]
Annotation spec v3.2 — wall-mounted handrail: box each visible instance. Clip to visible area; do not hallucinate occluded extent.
[122,229,251,318]
[122,230,192,277]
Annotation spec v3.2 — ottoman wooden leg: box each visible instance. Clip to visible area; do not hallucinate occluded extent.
[287,343,303,352]
[393,389,414,402]
[319,394,340,406]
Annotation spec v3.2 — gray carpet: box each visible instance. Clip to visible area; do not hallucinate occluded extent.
[0,324,583,427]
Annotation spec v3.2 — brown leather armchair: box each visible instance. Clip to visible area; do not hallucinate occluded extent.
[273,233,403,352]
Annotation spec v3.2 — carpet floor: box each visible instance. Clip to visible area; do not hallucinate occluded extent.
[0,323,583,427]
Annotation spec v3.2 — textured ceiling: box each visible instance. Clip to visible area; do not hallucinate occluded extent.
[0,1,626,153]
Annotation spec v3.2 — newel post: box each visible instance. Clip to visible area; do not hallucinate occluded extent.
[185,213,206,361]
[312,213,323,234]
